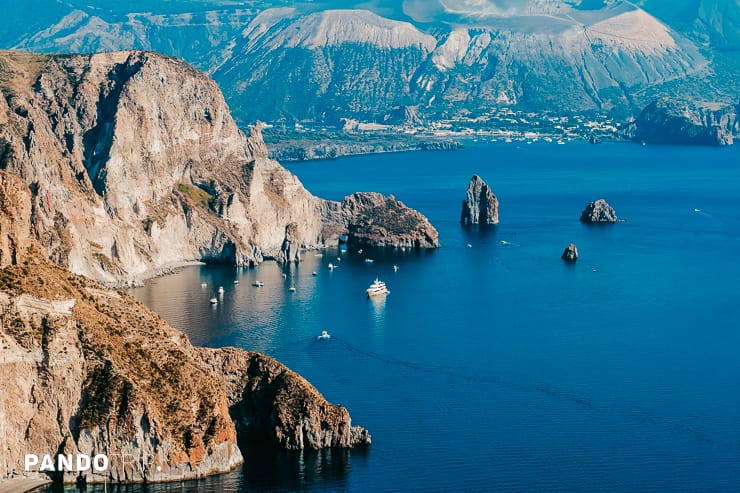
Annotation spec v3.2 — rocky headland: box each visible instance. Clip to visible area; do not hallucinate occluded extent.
[0,49,455,485]
[627,98,738,146]
[0,251,370,485]
[461,175,499,226]
[0,50,438,287]
[580,199,619,223]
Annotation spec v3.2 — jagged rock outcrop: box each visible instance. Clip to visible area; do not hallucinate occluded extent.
[461,175,499,226]
[627,98,738,146]
[561,244,579,262]
[0,50,438,284]
[580,199,618,223]
[0,171,33,267]
[200,349,371,450]
[0,256,369,485]
[339,193,440,248]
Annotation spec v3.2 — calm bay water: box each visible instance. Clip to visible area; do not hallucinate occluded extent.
[50,142,740,492]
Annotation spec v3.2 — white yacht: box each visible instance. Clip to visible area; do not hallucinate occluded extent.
[317,330,331,340]
[218,286,224,294]
[209,298,218,305]
[253,281,265,287]
[328,263,335,270]
[288,286,296,292]
[366,278,390,297]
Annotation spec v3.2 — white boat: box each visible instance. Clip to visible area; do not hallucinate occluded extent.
[317,330,331,340]
[234,280,239,284]
[200,283,208,288]
[288,286,296,292]
[253,281,264,287]
[209,298,218,304]
[218,286,224,294]
[365,258,374,263]
[312,271,317,276]
[366,278,390,297]
[393,265,399,272]
[328,263,335,270]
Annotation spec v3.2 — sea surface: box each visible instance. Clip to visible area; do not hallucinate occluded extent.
[46,141,740,492]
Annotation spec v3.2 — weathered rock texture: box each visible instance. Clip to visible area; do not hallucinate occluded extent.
[339,193,440,248]
[627,98,738,146]
[461,175,499,226]
[561,244,579,262]
[0,50,438,285]
[580,199,618,223]
[0,255,370,485]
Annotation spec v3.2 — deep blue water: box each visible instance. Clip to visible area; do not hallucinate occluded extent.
[56,142,740,492]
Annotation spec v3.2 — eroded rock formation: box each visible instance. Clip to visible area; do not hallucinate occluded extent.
[580,199,618,223]
[0,50,438,286]
[0,256,370,484]
[561,244,579,262]
[461,175,499,225]
[340,193,440,248]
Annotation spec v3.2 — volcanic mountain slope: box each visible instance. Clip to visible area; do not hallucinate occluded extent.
[0,50,438,285]
[9,1,714,125]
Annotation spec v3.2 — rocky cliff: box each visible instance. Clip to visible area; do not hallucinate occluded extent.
[0,253,370,484]
[0,50,438,285]
[461,175,499,226]
[627,98,738,146]
[339,193,440,249]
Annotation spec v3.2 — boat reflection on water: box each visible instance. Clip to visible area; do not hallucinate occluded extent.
[368,293,386,329]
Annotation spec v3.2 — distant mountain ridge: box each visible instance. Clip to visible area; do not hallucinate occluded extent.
[5,1,739,126]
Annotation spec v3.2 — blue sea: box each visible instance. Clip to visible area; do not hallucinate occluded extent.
[49,142,740,492]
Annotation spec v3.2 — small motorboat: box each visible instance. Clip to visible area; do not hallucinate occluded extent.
[234,280,239,284]
[218,286,225,294]
[317,330,331,340]
[200,283,208,288]
[393,265,399,272]
[312,271,318,276]
[282,273,287,279]
[328,263,335,270]
[288,286,296,292]
[253,281,265,287]
[364,258,374,263]
[357,249,363,254]
[209,298,218,305]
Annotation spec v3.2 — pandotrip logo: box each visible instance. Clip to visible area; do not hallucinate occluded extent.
[25,454,109,473]
[24,453,163,473]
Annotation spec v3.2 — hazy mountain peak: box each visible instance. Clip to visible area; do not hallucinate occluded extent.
[587,8,678,52]
[268,9,438,50]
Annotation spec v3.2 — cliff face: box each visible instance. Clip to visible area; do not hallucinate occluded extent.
[340,193,440,248]
[627,98,738,145]
[461,175,499,226]
[0,256,369,484]
[0,50,438,285]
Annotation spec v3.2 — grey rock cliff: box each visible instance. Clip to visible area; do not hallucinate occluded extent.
[461,175,499,226]
[580,199,618,223]
[0,50,438,284]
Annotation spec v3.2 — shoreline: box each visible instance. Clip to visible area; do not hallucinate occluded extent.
[0,479,51,493]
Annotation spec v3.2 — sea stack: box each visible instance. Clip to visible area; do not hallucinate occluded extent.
[580,199,618,223]
[461,175,499,225]
[561,244,579,262]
